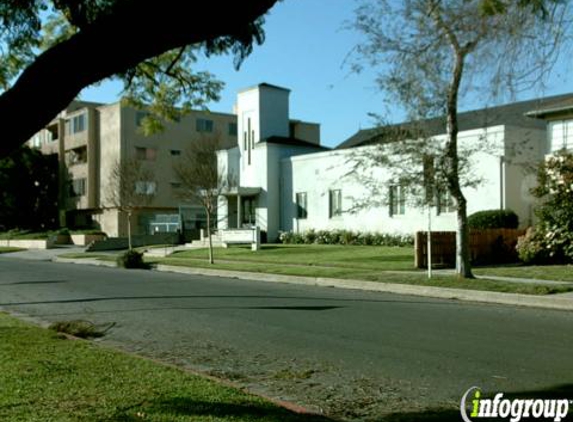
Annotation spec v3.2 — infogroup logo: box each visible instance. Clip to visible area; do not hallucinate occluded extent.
[460,386,570,422]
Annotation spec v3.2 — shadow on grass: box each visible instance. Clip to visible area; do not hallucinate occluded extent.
[108,384,573,422]
[111,398,332,421]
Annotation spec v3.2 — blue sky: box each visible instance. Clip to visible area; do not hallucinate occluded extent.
[80,0,573,148]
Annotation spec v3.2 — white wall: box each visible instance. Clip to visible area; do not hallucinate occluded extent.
[502,125,546,227]
[283,126,514,235]
[259,85,290,140]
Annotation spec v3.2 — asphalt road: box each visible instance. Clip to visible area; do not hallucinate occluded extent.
[1,257,572,420]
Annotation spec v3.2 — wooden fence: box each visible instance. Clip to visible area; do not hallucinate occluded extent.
[414,229,526,269]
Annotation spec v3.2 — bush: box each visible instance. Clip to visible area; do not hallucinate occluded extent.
[279,230,414,247]
[468,209,519,229]
[530,151,573,263]
[516,227,550,265]
[57,227,70,236]
[49,320,106,339]
[117,250,148,269]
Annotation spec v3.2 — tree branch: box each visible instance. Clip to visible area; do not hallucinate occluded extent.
[0,0,278,157]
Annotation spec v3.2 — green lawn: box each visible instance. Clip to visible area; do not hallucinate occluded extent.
[475,265,573,282]
[58,245,573,295]
[0,312,328,422]
[156,245,573,295]
[0,247,24,254]
[168,244,415,271]
[0,231,53,239]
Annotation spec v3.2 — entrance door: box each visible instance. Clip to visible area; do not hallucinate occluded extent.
[241,198,256,227]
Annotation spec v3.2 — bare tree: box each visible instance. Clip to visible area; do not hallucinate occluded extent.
[107,158,156,250]
[349,0,570,278]
[174,136,234,264]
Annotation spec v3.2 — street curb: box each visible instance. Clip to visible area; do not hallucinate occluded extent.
[156,264,573,312]
[52,257,573,311]
[53,257,117,267]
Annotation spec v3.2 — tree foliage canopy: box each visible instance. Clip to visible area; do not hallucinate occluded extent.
[0,0,279,156]
[348,0,571,277]
[0,145,58,231]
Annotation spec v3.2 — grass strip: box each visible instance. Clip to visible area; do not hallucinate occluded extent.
[0,312,328,422]
[0,247,24,254]
[475,265,573,282]
[156,257,573,296]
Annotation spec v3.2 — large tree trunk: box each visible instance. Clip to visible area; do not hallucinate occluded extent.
[0,0,278,158]
[445,50,474,279]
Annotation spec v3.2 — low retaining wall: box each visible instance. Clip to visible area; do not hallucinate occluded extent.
[70,234,106,246]
[0,239,54,249]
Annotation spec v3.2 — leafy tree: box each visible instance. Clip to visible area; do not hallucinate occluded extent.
[0,0,279,157]
[349,0,569,278]
[530,151,573,262]
[106,158,156,250]
[174,136,235,264]
[0,146,58,231]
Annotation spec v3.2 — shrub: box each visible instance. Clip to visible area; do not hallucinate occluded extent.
[117,250,148,269]
[279,230,414,247]
[530,151,573,263]
[468,209,519,229]
[49,320,106,339]
[516,227,550,265]
[57,227,70,236]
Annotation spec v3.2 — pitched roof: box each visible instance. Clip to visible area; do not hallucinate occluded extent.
[337,93,573,149]
[524,97,573,118]
[260,136,330,150]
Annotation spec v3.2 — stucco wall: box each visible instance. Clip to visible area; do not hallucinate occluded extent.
[283,126,514,235]
[502,125,546,227]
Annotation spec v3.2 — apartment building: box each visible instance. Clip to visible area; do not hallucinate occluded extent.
[30,88,320,238]
[30,100,239,237]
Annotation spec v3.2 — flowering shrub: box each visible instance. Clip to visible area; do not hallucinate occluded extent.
[526,151,573,263]
[516,228,549,264]
[279,230,414,247]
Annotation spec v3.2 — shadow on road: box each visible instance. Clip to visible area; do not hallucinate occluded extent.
[371,384,573,421]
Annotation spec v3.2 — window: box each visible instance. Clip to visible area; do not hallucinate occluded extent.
[389,185,406,216]
[32,134,42,148]
[548,120,573,152]
[170,149,181,156]
[329,189,342,218]
[228,122,238,136]
[437,189,456,215]
[67,113,86,135]
[135,147,157,161]
[196,118,214,133]
[244,117,254,165]
[135,181,156,195]
[66,146,87,166]
[69,178,86,197]
[296,192,308,219]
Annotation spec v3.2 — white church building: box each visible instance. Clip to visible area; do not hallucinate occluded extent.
[216,83,572,242]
